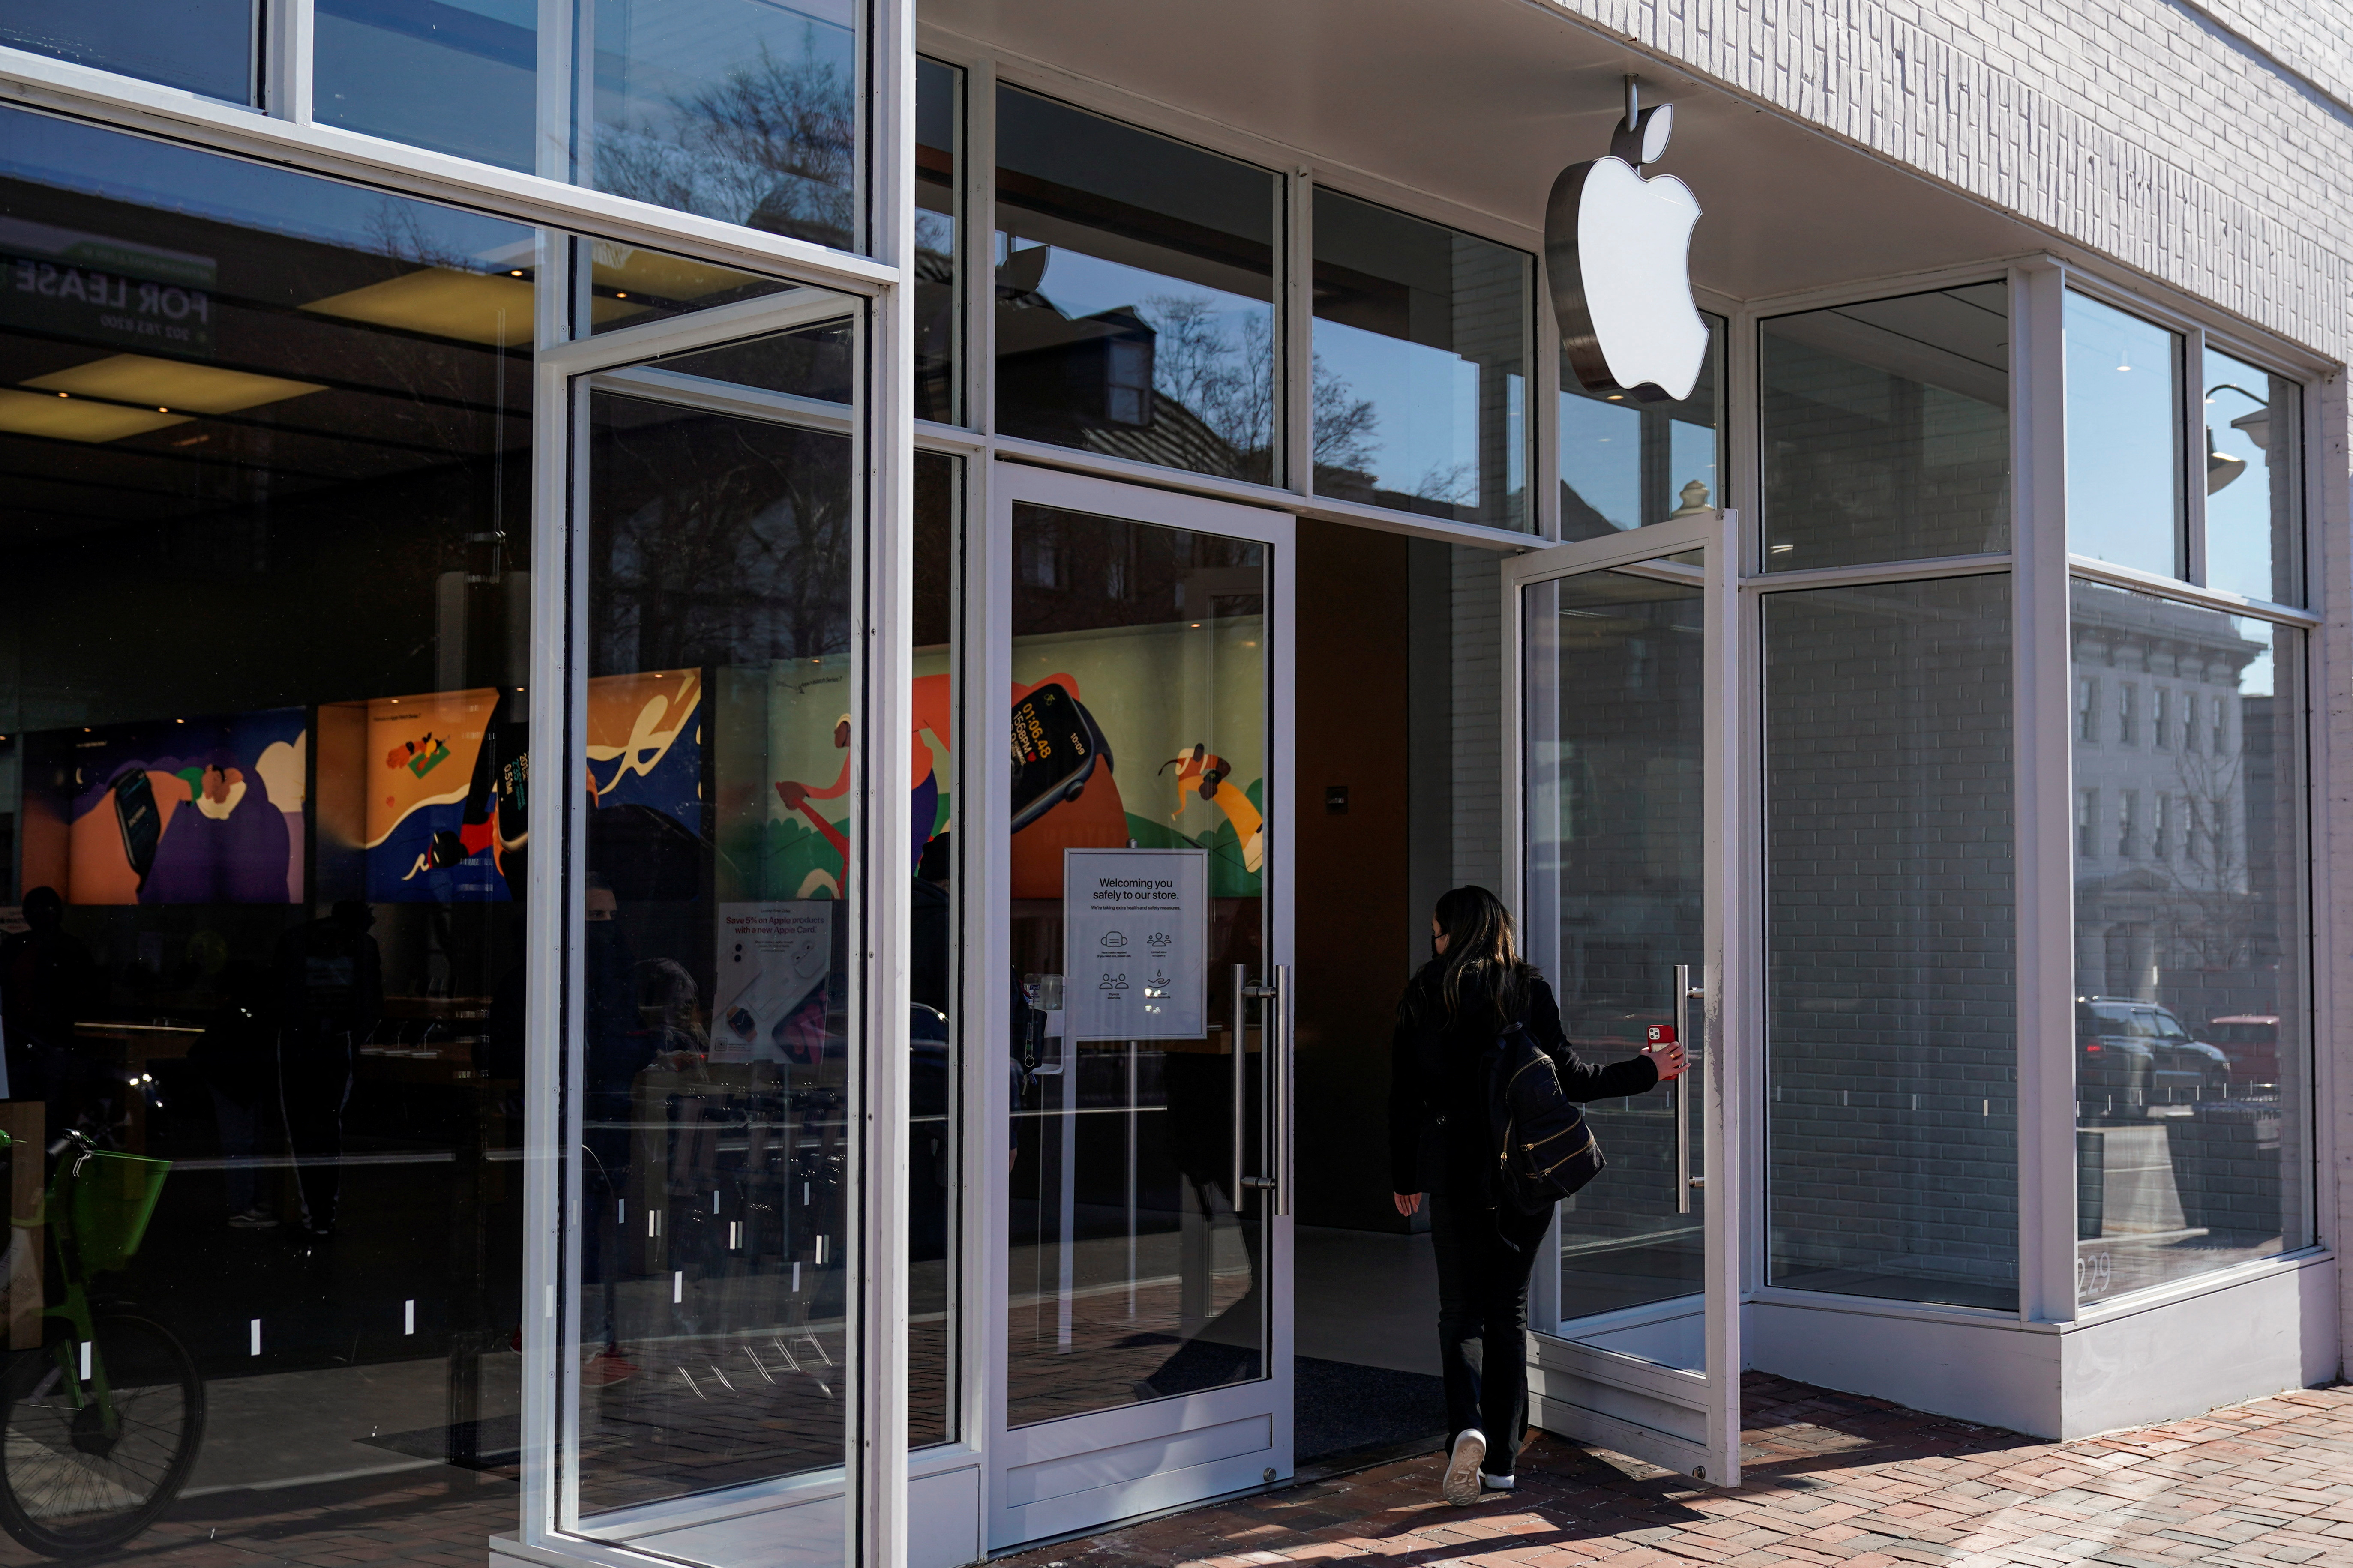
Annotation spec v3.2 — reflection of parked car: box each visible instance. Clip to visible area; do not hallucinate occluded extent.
[2077,997,2231,1112]
[2206,1015,2279,1086]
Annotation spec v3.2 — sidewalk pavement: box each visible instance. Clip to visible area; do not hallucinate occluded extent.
[1000,1373,2353,1568]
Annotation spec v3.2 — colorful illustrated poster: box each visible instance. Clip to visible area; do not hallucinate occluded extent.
[49,709,307,905]
[711,901,833,1064]
[712,653,953,908]
[585,670,703,901]
[364,687,513,902]
[363,670,698,903]
[1010,615,1266,901]
[1063,847,1207,1042]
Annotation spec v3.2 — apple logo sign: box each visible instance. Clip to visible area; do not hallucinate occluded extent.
[1545,98,1706,403]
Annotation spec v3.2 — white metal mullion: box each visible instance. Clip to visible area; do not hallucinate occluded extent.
[858,0,918,1556]
[587,368,856,435]
[1748,553,2014,593]
[519,234,575,1553]
[1724,304,1762,573]
[264,0,312,122]
[988,434,1535,551]
[1701,505,1745,1487]
[2306,371,2344,1288]
[2185,326,2209,587]
[951,447,997,1546]
[1533,242,1561,542]
[539,289,862,374]
[1284,168,1313,496]
[2064,555,2320,628]
[968,57,997,437]
[977,464,1015,1548]
[2012,259,2078,1327]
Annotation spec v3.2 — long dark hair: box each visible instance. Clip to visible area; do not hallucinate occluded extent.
[1430,885,1533,1033]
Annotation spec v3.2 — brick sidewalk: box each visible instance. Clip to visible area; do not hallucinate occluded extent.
[1002,1374,2353,1568]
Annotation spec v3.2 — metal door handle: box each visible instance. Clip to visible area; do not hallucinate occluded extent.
[1230,965,1290,1214]
[1674,964,1701,1216]
[1268,965,1291,1217]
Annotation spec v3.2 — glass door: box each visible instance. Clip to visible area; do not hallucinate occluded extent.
[532,296,876,1565]
[1506,507,1744,1487]
[984,464,1294,1548]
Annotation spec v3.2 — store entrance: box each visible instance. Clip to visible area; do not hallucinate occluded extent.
[1286,519,1450,1469]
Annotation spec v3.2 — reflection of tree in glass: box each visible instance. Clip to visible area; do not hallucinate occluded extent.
[596,419,853,675]
[1411,461,1477,508]
[1128,291,1380,485]
[1138,295,1268,465]
[1312,353,1377,479]
[596,33,855,248]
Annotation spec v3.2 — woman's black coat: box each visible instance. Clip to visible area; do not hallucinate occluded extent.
[1387,961,1660,1198]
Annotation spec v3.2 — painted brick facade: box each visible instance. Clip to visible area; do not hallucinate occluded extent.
[1540,0,2353,362]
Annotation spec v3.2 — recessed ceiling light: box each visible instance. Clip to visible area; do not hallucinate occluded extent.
[27,355,321,415]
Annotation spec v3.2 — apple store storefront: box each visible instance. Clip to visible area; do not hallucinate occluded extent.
[0,0,2333,1565]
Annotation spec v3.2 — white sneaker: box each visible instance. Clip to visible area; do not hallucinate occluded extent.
[1443,1429,1487,1505]
[1480,1471,1515,1491]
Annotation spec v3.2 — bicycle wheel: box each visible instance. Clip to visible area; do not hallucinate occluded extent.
[0,1316,205,1557]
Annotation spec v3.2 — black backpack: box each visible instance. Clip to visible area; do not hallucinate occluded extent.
[1484,1023,1605,1214]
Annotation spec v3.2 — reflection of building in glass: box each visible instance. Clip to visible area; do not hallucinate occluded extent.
[2071,584,2278,1024]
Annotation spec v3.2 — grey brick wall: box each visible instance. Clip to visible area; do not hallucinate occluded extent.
[1765,572,2020,1304]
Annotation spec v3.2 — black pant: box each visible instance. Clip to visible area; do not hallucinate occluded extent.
[1430,1185,1552,1476]
[278,1031,354,1233]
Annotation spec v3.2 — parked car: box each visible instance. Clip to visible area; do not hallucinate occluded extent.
[2076,997,2232,1113]
[2205,1015,2280,1087]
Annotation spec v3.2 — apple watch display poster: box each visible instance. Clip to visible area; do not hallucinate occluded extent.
[713,901,836,1064]
[1062,847,1208,1042]
[27,707,308,906]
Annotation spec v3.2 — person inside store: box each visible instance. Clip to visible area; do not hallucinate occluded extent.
[1388,886,1684,1506]
[0,886,104,1137]
[192,960,282,1228]
[272,899,383,1241]
[579,874,642,1384]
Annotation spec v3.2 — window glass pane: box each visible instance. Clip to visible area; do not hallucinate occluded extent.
[650,320,854,402]
[583,0,857,250]
[1312,189,1528,530]
[1526,571,1706,1324]
[909,449,957,1446]
[2072,583,2311,1307]
[1760,284,2009,569]
[993,88,1277,485]
[915,57,960,425]
[316,0,535,171]
[1004,504,1268,1427]
[1767,575,2017,1309]
[2065,291,2183,578]
[578,387,856,1525]
[1559,314,1722,539]
[580,238,804,336]
[0,0,255,103]
[2202,346,2301,606]
[0,102,532,1552]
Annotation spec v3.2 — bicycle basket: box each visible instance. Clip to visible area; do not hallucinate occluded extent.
[67,1151,169,1273]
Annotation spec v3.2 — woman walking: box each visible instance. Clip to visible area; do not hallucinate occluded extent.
[1389,886,1685,1505]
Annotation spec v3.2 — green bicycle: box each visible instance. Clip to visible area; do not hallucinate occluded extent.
[0,1128,204,1559]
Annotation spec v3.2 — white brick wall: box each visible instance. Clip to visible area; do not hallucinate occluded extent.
[1542,0,2353,363]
